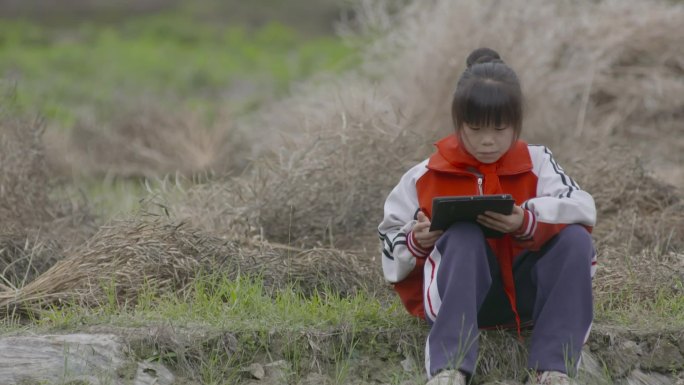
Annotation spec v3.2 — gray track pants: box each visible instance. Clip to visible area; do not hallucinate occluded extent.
[423,223,594,377]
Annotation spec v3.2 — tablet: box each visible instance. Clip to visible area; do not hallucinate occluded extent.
[429,194,515,238]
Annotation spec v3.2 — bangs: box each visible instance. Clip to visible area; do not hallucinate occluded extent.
[452,80,522,130]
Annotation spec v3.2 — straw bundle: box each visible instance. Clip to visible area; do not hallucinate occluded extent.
[0,218,382,315]
[0,220,205,313]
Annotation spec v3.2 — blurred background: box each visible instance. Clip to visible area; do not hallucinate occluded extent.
[0,0,371,216]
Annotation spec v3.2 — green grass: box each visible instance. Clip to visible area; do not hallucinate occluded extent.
[27,275,412,332]
[2,272,681,384]
[594,280,684,329]
[0,14,358,126]
[0,275,424,384]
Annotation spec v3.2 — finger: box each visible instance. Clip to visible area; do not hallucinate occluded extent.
[477,214,497,224]
[477,217,506,232]
[423,233,441,242]
[413,221,429,232]
[482,211,508,220]
[417,211,429,223]
[478,213,507,225]
[418,232,441,243]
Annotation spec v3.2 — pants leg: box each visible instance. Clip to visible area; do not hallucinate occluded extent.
[423,223,594,377]
[424,223,492,377]
[477,248,538,328]
[527,225,594,374]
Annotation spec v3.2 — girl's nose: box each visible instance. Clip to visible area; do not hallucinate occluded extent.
[481,135,495,146]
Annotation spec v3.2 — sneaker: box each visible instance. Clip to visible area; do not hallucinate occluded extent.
[527,371,575,385]
[426,369,467,385]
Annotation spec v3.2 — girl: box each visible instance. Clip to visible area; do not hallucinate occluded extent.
[378,48,596,385]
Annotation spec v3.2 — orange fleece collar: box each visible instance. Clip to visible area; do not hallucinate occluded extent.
[427,134,533,176]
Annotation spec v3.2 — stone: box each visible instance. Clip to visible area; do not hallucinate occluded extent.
[246,363,266,380]
[622,369,674,385]
[641,340,684,372]
[578,348,610,383]
[134,361,175,385]
[401,356,417,372]
[264,360,291,383]
[298,372,330,385]
[597,339,641,378]
[0,333,174,385]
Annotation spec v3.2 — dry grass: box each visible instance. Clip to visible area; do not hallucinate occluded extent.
[1,0,682,318]
[0,216,383,316]
[159,0,684,319]
[168,96,424,247]
[566,143,684,305]
[0,107,95,288]
[0,115,53,232]
[169,0,683,246]
[50,102,246,179]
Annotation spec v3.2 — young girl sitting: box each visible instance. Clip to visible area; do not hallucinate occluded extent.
[378,48,597,385]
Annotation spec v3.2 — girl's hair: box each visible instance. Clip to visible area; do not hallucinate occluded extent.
[451,48,523,135]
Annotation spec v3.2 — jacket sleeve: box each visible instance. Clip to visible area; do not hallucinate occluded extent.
[513,146,596,250]
[378,160,430,283]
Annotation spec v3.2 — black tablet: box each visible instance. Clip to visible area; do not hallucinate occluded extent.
[429,194,515,238]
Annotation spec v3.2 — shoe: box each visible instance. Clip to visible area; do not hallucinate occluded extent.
[426,369,467,385]
[527,371,575,385]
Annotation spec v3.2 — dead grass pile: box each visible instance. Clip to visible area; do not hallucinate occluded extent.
[169,0,683,252]
[0,109,95,287]
[170,92,424,247]
[0,116,53,232]
[567,144,684,303]
[0,235,62,291]
[0,217,383,316]
[54,102,247,179]
[571,145,682,254]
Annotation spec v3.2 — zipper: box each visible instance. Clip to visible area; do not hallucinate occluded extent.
[468,167,484,195]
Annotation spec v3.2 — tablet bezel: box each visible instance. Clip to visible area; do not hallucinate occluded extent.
[429,194,515,238]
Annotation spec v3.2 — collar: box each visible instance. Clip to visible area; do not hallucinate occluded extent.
[427,134,532,175]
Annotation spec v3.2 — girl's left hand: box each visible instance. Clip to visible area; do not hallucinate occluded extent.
[477,205,525,234]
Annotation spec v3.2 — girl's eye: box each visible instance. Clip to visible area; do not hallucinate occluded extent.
[469,126,481,131]
[495,126,508,131]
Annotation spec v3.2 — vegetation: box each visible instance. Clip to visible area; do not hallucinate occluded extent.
[0,0,682,384]
[0,14,357,127]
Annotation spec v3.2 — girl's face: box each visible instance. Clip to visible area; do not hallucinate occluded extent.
[459,123,516,164]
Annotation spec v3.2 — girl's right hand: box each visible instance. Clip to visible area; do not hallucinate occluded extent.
[413,211,443,249]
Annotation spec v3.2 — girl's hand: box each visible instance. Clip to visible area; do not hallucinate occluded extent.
[413,211,443,249]
[477,205,525,234]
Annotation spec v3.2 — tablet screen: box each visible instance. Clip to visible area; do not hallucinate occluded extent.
[429,194,515,238]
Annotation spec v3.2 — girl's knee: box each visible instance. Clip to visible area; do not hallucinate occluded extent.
[444,222,484,237]
[555,224,594,262]
[436,222,485,248]
[559,224,592,245]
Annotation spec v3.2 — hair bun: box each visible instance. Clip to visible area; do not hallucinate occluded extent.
[466,47,503,68]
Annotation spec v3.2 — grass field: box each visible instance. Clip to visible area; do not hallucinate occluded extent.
[0,15,357,127]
